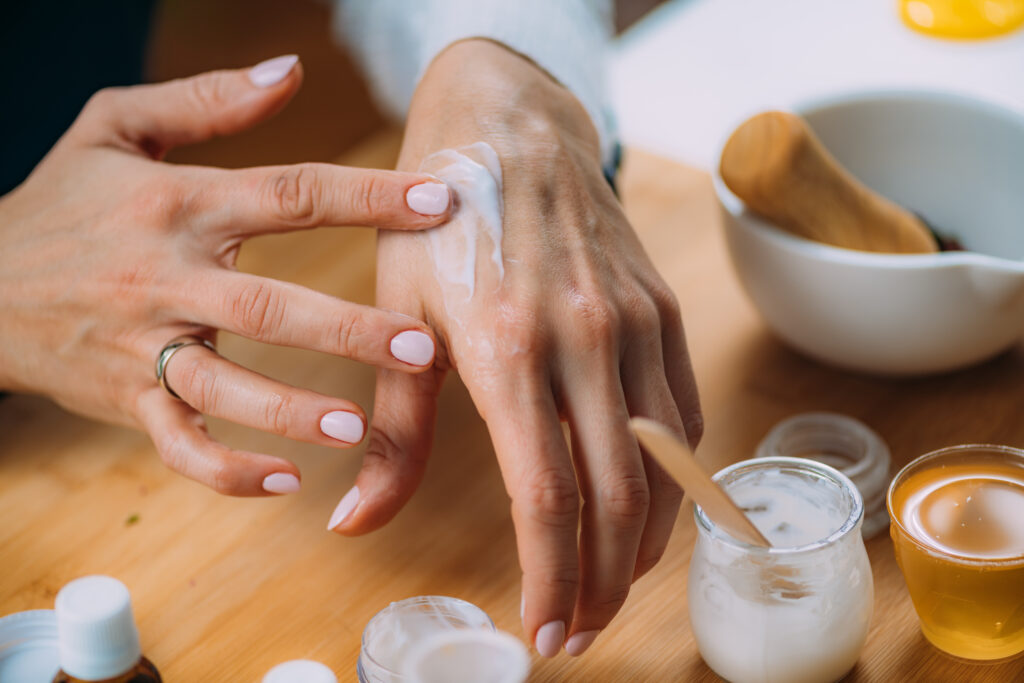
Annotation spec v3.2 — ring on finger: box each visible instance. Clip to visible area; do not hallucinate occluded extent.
[155,335,217,400]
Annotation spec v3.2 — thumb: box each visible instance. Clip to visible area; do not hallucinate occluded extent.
[72,55,303,157]
[328,365,445,534]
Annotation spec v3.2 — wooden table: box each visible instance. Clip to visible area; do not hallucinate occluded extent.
[3,132,1023,682]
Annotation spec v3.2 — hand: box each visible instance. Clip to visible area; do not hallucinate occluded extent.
[328,41,702,656]
[0,56,453,496]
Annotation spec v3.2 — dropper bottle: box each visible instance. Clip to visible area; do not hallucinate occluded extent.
[52,576,161,683]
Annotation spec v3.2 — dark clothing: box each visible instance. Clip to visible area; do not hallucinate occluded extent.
[1,1,156,195]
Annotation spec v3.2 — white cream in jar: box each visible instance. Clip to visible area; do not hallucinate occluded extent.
[688,457,873,683]
[357,596,494,683]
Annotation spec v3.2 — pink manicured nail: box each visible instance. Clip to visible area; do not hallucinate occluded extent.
[565,630,599,657]
[405,182,451,215]
[249,54,299,87]
[262,472,300,494]
[520,594,525,620]
[389,330,434,366]
[328,486,360,530]
[535,620,565,658]
[320,411,365,444]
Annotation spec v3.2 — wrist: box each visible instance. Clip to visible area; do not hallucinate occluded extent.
[401,39,602,170]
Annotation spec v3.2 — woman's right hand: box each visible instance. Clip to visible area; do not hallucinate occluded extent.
[0,55,451,496]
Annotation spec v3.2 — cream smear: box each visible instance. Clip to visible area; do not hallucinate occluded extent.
[416,143,504,307]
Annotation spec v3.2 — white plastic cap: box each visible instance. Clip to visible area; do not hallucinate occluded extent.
[262,659,338,683]
[55,576,141,681]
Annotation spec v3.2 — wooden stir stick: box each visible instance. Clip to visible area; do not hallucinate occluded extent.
[629,417,772,548]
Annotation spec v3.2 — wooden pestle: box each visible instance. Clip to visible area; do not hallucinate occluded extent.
[720,111,939,253]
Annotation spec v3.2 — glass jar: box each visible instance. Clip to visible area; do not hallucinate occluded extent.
[756,412,891,538]
[888,444,1024,661]
[688,457,874,683]
[357,596,494,683]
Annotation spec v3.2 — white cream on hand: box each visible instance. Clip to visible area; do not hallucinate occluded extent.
[416,142,505,308]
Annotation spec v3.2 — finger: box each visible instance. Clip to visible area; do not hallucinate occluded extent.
[327,365,445,533]
[192,164,452,235]
[161,342,369,447]
[560,363,648,657]
[620,346,687,584]
[481,372,580,659]
[658,290,703,450]
[136,387,301,497]
[179,271,437,372]
[73,55,303,156]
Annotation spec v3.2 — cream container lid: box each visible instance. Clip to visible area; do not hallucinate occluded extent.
[0,609,59,682]
[756,412,892,538]
[262,659,338,683]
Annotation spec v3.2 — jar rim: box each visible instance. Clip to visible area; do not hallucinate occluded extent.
[360,595,495,678]
[886,444,1024,566]
[693,456,865,554]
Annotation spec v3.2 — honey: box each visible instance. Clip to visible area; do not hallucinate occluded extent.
[888,445,1024,661]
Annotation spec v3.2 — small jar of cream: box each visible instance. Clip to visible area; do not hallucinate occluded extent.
[688,457,874,683]
[357,596,494,683]
[756,412,891,538]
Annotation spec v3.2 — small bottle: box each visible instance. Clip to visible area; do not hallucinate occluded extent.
[52,576,161,683]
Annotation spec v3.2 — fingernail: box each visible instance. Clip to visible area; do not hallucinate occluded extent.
[389,330,435,367]
[565,630,600,657]
[320,411,365,444]
[328,486,360,530]
[249,54,299,87]
[520,593,525,621]
[262,472,301,494]
[535,620,565,658]
[405,182,451,215]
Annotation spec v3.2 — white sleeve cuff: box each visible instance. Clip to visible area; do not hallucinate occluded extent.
[333,0,615,165]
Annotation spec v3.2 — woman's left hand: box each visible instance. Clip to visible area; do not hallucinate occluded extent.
[328,40,703,657]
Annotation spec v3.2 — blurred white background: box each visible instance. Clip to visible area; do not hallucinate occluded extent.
[610,0,1024,168]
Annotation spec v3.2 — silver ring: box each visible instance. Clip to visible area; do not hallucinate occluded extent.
[155,335,217,400]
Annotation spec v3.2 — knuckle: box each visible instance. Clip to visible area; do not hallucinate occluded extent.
[587,584,632,613]
[530,566,580,595]
[495,306,547,357]
[155,433,188,472]
[230,280,285,338]
[82,87,121,117]
[350,173,392,220]
[265,164,323,226]
[648,462,685,505]
[596,472,650,528]
[121,178,189,227]
[206,455,245,496]
[187,74,231,130]
[635,548,668,579]
[176,356,219,413]
[262,392,294,437]
[324,313,358,358]
[652,284,682,324]
[519,470,580,527]
[684,411,705,449]
[567,293,619,346]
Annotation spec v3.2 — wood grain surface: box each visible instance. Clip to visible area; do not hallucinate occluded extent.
[3,132,1023,682]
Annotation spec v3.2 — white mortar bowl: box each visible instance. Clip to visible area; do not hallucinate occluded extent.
[715,91,1024,375]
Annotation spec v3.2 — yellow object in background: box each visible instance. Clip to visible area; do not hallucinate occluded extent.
[901,0,1024,38]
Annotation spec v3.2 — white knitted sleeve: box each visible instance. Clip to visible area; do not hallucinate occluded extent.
[332,0,615,164]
